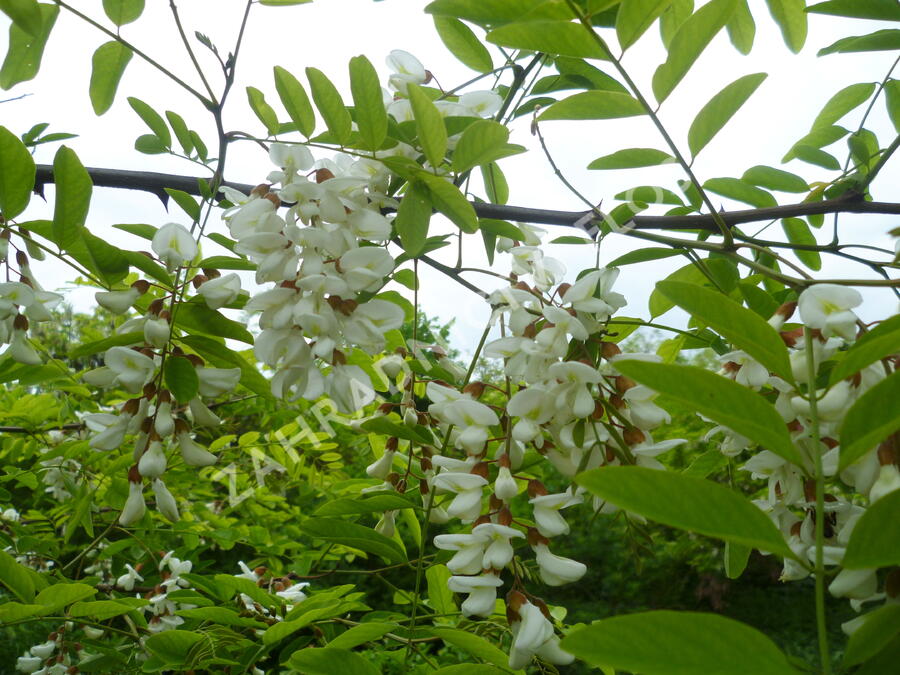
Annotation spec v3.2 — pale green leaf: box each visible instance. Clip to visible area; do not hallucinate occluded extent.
[395,179,431,257]
[656,280,792,380]
[52,145,92,252]
[419,171,478,233]
[741,165,808,192]
[349,54,387,151]
[659,0,693,49]
[274,66,315,137]
[808,0,900,21]
[651,0,736,102]
[246,86,280,136]
[433,16,493,72]
[426,0,548,27]
[127,97,171,147]
[0,4,58,89]
[688,72,766,157]
[819,29,900,55]
[812,82,876,130]
[830,315,900,385]
[843,489,900,569]
[703,177,777,208]
[426,564,455,614]
[726,0,755,54]
[617,0,672,50]
[430,628,511,668]
[487,20,609,59]
[328,622,398,650]
[0,125,35,219]
[0,549,35,602]
[306,67,352,145]
[839,370,900,470]
[452,120,516,172]
[588,147,675,169]
[538,90,645,120]
[287,648,378,675]
[408,83,447,168]
[561,610,799,674]
[102,0,144,26]
[613,360,802,464]
[781,218,821,270]
[165,111,193,155]
[764,0,807,52]
[34,583,96,612]
[0,0,42,36]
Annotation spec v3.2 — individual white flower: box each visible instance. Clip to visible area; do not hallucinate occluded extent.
[197,273,242,309]
[189,397,221,426]
[829,568,878,600]
[116,563,144,591]
[155,400,175,437]
[447,572,503,617]
[152,223,198,271]
[375,510,396,538]
[5,323,41,365]
[27,641,56,660]
[432,471,488,522]
[721,350,770,389]
[275,582,310,604]
[339,247,394,292]
[119,479,146,526]
[494,466,519,501]
[268,142,314,185]
[138,441,167,479]
[386,49,427,94]
[508,599,574,670]
[366,450,396,480]
[153,478,179,522]
[327,365,376,413]
[434,532,487,574]
[631,435,687,470]
[790,380,853,424]
[529,491,580,537]
[458,90,503,117]
[95,287,140,314]
[798,284,862,341]
[533,542,587,586]
[473,522,524,569]
[506,387,555,443]
[439,398,499,454]
[562,268,627,318]
[622,384,671,429]
[869,463,900,502]
[197,367,241,397]
[178,432,218,467]
[16,654,43,673]
[86,412,130,451]
[105,346,156,394]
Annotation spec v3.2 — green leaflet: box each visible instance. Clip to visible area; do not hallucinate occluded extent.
[781,218,821,270]
[811,82,877,130]
[429,628,511,668]
[839,370,900,470]
[688,73,767,157]
[328,622,399,650]
[726,0,755,54]
[274,66,315,137]
[843,489,900,569]
[616,0,673,50]
[613,360,803,465]
[829,315,900,385]
[407,83,447,168]
[163,356,199,403]
[395,179,431,257]
[287,648,378,675]
[741,165,808,192]
[165,110,193,155]
[425,0,547,27]
[51,146,92,252]
[0,549,35,602]
[452,119,524,172]
[349,55,387,152]
[0,0,43,37]
[764,0,807,53]
[843,604,900,667]
[656,280,792,380]
[487,20,609,59]
[246,86,280,135]
[561,610,799,674]
[102,0,144,26]
[127,97,171,148]
[819,28,900,56]
[299,518,406,564]
[703,177,777,208]
[0,3,58,89]
[419,171,478,233]
[433,16,493,72]
[0,125,35,219]
[808,0,900,21]
[652,0,736,103]
[306,67,352,145]
[588,147,675,169]
[538,90,645,120]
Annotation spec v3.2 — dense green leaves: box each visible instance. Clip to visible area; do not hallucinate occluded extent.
[306,67,352,145]
[578,466,793,556]
[89,41,132,115]
[102,0,144,26]
[433,16,493,72]
[246,86,280,135]
[0,3,58,89]
[613,360,802,464]
[843,489,900,569]
[408,83,448,168]
[52,146,92,252]
[655,280,792,380]
[764,0,807,52]
[539,90,646,120]
[274,66,315,137]
[0,125,35,219]
[561,610,799,674]
[349,55,388,152]
[588,148,675,169]
[395,179,432,256]
[688,73,767,157]
[616,0,673,50]
[839,370,900,470]
[652,0,736,103]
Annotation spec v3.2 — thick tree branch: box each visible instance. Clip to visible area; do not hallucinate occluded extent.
[32,164,900,233]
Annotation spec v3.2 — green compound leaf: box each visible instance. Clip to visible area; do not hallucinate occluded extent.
[561,610,800,674]
[688,72,767,157]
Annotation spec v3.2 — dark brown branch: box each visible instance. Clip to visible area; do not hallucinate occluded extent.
[32,165,900,232]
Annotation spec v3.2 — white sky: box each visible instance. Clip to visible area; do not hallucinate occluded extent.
[2,1,898,354]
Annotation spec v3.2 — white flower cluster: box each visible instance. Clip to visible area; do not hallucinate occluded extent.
[0,274,62,366]
[714,285,899,631]
[14,624,89,674]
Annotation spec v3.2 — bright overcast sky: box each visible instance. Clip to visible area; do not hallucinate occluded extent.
[2,1,897,353]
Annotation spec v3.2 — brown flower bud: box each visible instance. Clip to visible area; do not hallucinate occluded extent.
[13,313,28,331]
[471,462,489,479]
[601,342,622,360]
[192,274,208,289]
[463,382,486,398]
[315,168,335,183]
[527,479,548,498]
[264,192,281,208]
[148,298,166,316]
[127,465,142,483]
[622,427,645,446]
[615,375,636,393]
[250,183,270,197]
[132,279,151,294]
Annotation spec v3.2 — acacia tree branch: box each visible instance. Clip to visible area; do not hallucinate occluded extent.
[32,164,900,232]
